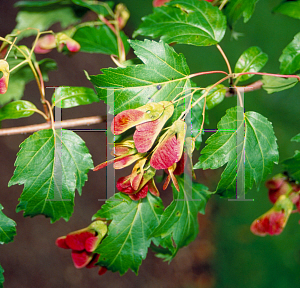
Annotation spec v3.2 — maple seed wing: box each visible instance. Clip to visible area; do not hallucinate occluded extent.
[111,102,164,135]
[134,101,174,153]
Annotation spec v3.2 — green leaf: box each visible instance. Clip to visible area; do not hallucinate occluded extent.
[15,7,80,38]
[150,236,174,262]
[15,0,63,8]
[52,86,99,108]
[261,75,298,94]
[224,0,260,27]
[0,100,37,121]
[204,84,226,110]
[0,203,16,288]
[0,264,4,288]
[194,107,278,197]
[92,193,164,275]
[89,39,191,120]
[0,58,57,106]
[273,0,300,20]
[279,32,300,75]
[9,129,93,223]
[282,133,300,182]
[134,0,226,46]
[0,204,16,244]
[190,94,209,150]
[234,46,268,82]
[73,26,130,55]
[71,0,114,15]
[151,176,211,259]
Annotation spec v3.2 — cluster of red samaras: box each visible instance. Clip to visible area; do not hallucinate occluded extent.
[55,220,108,275]
[94,101,192,200]
[250,173,300,236]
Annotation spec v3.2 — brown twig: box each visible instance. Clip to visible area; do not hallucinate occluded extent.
[226,80,263,97]
[0,115,106,136]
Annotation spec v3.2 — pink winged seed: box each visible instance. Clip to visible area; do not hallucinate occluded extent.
[111,109,145,135]
[71,250,93,269]
[150,135,181,170]
[0,76,8,94]
[133,118,160,153]
[65,231,96,251]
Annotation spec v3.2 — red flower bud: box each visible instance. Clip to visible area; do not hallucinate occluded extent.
[115,3,130,29]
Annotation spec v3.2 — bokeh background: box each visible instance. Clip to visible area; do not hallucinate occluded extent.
[0,0,300,287]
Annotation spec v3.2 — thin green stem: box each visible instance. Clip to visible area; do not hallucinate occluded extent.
[4,37,17,60]
[44,100,55,132]
[216,44,232,76]
[234,71,300,81]
[193,95,207,141]
[188,70,228,78]
[110,55,126,68]
[192,75,231,109]
[75,21,104,29]
[219,0,229,10]
[9,59,28,73]
[0,36,28,58]
[29,30,53,58]
[172,87,203,103]
[29,109,48,120]
[234,86,243,108]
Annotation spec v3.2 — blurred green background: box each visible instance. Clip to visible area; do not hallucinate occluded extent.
[121,0,300,287]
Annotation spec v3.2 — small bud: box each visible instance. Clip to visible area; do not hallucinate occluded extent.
[115,3,130,29]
